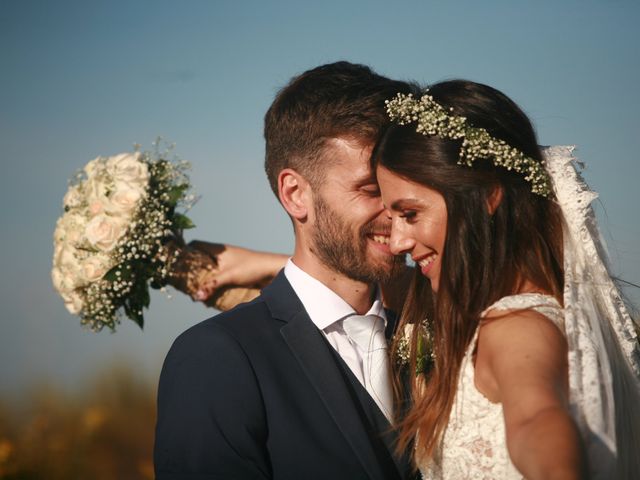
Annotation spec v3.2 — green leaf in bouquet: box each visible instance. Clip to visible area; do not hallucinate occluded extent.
[123,287,146,330]
[124,300,144,329]
[140,282,151,308]
[103,264,133,282]
[166,184,189,206]
[104,266,120,282]
[173,213,196,230]
[118,275,151,329]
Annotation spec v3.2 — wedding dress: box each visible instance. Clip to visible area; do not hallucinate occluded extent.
[420,294,563,480]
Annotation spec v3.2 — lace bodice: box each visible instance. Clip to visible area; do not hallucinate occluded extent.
[420,293,563,480]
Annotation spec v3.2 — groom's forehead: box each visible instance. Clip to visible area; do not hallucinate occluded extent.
[325,159,376,188]
[321,137,374,177]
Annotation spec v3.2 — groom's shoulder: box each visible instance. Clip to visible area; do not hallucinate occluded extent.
[158,295,279,409]
[170,291,276,351]
[207,293,274,331]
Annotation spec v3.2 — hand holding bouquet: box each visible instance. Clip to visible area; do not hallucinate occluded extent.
[52,143,259,332]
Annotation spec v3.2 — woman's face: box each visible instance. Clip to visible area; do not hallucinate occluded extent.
[377,166,448,292]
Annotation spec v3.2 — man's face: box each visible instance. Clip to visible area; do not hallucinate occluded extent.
[310,138,405,284]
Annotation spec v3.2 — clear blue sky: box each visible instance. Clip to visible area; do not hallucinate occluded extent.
[1,0,638,394]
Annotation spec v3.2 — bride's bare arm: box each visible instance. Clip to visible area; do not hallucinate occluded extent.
[475,310,587,480]
[188,240,288,300]
[188,240,414,313]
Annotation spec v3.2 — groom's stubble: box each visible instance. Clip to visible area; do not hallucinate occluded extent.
[311,193,405,285]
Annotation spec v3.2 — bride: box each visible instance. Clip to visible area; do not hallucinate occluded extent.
[372,80,640,479]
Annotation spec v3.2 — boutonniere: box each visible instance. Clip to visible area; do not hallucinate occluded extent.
[395,318,435,375]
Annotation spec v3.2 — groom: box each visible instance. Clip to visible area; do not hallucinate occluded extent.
[154,62,417,479]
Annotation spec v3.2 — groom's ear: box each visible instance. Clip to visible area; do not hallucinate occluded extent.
[278,168,310,221]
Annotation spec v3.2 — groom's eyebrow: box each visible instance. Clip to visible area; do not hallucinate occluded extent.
[353,174,377,187]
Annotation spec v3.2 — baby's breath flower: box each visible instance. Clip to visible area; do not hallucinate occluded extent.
[385,93,552,197]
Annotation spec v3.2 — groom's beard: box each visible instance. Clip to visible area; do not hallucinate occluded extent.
[311,195,404,284]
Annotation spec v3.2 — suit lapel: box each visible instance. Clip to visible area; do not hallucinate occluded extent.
[262,272,390,480]
[327,340,414,480]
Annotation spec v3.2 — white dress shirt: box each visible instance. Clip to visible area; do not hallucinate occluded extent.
[284,259,388,389]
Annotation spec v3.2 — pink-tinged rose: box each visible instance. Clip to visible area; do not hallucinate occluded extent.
[88,200,106,216]
[85,214,127,252]
[84,176,109,215]
[106,152,149,186]
[105,182,145,217]
[80,254,112,283]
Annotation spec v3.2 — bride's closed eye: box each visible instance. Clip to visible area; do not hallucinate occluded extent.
[399,210,417,223]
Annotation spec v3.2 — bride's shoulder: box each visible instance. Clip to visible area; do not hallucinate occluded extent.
[474,295,569,402]
[482,292,561,315]
[481,293,564,333]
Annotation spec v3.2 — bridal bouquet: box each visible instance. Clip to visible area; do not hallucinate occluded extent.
[52,144,196,331]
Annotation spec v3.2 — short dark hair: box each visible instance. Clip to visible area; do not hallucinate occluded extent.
[264,61,415,196]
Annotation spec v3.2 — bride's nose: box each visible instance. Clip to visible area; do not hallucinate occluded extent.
[389,224,414,255]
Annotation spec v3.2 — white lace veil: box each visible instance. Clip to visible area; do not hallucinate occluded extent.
[543,146,640,479]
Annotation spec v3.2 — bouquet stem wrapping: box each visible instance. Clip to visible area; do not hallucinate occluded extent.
[165,240,260,312]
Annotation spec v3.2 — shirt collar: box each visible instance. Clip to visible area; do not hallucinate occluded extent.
[284,258,387,330]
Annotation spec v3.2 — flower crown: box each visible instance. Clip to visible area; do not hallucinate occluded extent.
[385,93,552,197]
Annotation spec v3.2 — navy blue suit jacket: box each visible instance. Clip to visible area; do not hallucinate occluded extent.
[154,271,414,479]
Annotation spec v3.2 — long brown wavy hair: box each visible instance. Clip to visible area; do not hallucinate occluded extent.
[371,80,565,465]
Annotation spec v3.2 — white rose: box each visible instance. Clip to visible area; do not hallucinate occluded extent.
[52,249,83,290]
[53,217,66,244]
[104,182,145,217]
[53,242,64,265]
[106,153,149,186]
[80,254,112,283]
[63,268,83,290]
[54,243,78,269]
[84,156,105,179]
[61,290,84,315]
[63,184,83,209]
[51,266,66,293]
[85,214,127,252]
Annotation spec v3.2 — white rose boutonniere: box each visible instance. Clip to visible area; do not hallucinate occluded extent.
[394,318,435,375]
